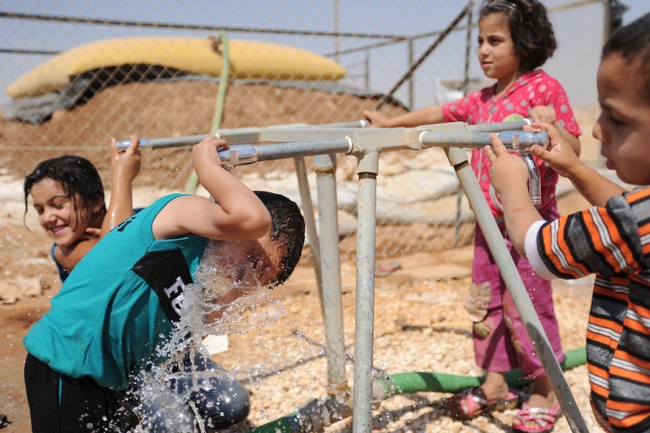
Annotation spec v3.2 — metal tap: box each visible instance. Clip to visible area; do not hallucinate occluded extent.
[498,130,548,205]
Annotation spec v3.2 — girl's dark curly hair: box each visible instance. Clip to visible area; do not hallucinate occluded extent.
[23,155,106,229]
[602,12,650,100]
[480,0,557,73]
[253,191,305,287]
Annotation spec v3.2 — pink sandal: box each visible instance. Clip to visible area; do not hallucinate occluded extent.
[448,386,520,419]
[512,402,562,433]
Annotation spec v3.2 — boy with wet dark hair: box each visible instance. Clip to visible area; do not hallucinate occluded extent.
[487,12,650,432]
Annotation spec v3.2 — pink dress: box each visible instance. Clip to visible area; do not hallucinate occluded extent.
[442,69,581,378]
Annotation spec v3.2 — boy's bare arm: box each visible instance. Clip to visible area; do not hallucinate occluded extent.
[555,123,581,157]
[363,105,445,128]
[558,163,624,207]
[153,136,271,241]
[528,122,625,207]
[100,135,141,237]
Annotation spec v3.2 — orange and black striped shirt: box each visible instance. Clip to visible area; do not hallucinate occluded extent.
[529,187,650,433]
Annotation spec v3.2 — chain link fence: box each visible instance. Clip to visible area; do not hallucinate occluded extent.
[0,0,606,264]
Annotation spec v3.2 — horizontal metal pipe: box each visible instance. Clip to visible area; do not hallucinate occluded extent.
[116,134,211,150]
[117,123,542,152]
[320,119,370,128]
[257,139,353,160]
[419,130,549,150]
[116,121,368,150]
[468,118,532,132]
[217,139,353,170]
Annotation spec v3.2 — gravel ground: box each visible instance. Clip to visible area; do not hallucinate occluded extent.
[0,91,603,432]
[209,267,600,433]
[0,191,602,433]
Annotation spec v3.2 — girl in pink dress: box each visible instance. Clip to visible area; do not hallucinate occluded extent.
[364,1,581,431]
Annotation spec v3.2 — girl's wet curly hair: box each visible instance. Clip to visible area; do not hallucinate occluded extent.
[23,155,106,228]
[480,0,557,73]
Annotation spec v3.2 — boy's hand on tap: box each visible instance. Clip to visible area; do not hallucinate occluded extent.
[485,133,529,196]
[192,135,229,171]
[527,122,581,178]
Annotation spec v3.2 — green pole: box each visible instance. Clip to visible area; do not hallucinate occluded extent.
[184,30,230,194]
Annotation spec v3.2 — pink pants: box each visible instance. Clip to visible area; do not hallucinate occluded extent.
[471,219,565,379]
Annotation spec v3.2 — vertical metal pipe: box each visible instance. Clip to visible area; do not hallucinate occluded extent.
[294,158,323,292]
[462,0,473,95]
[444,147,589,433]
[408,38,414,109]
[603,0,612,45]
[313,154,349,394]
[456,1,474,247]
[371,5,470,111]
[364,49,370,90]
[352,150,380,433]
[334,0,340,64]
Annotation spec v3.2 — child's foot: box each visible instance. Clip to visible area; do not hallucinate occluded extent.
[513,389,561,432]
[448,385,520,419]
[512,402,561,433]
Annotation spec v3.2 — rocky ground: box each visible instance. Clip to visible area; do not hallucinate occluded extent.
[0,79,605,432]
[0,187,603,433]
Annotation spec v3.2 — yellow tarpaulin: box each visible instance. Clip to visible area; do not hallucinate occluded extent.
[7,36,347,98]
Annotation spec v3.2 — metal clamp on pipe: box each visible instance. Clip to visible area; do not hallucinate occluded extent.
[217,144,259,170]
[495,130,549,150]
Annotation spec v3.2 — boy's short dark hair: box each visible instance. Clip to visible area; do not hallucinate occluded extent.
[602,12,650,100]
[254,191,305,287]
[480,0,557,72]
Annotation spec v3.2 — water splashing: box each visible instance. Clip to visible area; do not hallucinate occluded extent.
[126,239,287,431]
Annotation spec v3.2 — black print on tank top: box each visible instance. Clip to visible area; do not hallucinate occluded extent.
[131,248,193,322]
[116,215,136,232]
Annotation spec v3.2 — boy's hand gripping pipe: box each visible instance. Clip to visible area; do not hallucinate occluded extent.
[419,130,549,204]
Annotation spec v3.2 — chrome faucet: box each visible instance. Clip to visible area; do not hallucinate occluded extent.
[495,130,550,205]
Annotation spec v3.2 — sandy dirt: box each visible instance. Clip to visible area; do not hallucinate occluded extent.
[0,194,600,433]
[0,80,605,432]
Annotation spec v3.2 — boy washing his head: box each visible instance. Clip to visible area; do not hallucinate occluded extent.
[486,13,650,431]
[23,135,306,432]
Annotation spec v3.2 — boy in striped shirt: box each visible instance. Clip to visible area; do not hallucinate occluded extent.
[485,13,650,433]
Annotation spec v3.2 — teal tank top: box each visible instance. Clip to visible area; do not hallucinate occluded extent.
[24,194,209,390]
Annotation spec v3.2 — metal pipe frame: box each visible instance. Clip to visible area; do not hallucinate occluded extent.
[115,120,587,432]
[294,157,322,292]
[353,149,380,433]
[117,118,535,151]
[313,154,349,398]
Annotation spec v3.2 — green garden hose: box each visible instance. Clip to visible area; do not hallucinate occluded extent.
[249,347,587,433]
